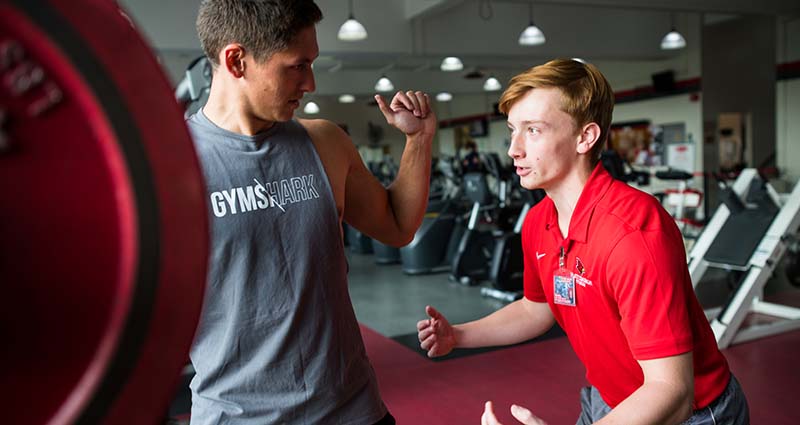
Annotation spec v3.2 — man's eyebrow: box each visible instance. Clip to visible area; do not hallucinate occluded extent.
[519,120,550,127]
[508,120,550,129]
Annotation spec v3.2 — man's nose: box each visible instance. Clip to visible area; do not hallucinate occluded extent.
[508,133,525,160]
[301,68,315,93]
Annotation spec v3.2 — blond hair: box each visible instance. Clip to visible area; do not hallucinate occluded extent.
[499,59,614,163]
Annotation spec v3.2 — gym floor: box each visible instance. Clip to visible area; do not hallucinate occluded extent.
[347,251,503,338]
[346,250,800,424]
[167,250,800,423]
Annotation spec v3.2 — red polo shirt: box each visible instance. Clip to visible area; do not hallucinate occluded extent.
[522,164,729,409]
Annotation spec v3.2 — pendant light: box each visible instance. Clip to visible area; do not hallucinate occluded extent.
[483,76,501,91]
[374,75,394,92]
[303,101,320,114]
[435,92,453,102]
[440,57,464,71]
[338,0,367,41]
[660,14,686,50]
[518,2,545,46]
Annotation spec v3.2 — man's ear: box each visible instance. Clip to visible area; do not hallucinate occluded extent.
[576,122,602,155]
[221,44,246,78]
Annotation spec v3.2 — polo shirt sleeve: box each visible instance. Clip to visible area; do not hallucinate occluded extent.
[606,228,694,360]
[522,211,546,302]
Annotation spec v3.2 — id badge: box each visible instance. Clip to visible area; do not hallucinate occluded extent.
[553,269,576,306]
[553,247,576,306]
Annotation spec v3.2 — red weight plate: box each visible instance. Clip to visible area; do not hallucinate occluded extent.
[0,1,208,424]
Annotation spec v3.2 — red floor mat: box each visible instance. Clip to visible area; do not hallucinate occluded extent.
[361,325,586,424]
[362,325,800,424]
[724,330,800,424]
[167,324,800,424]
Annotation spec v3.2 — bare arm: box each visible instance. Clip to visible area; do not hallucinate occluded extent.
[417,298,555,357]
[476,353,693,425]
[455,298,555,348]
[344,91,436,247]
[595,353,694,424]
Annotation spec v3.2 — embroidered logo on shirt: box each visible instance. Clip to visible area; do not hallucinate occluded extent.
[573,257,592,287]
[536,252,546,260]
[574,274,592,287]
[575,257,586,275]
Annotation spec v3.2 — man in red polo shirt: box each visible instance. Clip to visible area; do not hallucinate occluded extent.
[417,58,749,424]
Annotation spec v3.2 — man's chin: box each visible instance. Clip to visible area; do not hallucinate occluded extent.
[520,178,538,191]
[276,110,295,122]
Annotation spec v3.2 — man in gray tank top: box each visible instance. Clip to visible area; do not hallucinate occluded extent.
[187,1,436,424]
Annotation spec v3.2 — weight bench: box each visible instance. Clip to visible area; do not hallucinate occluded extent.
[688,169,800,348]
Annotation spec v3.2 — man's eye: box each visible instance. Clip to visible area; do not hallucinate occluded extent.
[527,127,539,134]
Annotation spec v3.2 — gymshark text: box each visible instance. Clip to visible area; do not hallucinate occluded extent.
[210,174,320,217]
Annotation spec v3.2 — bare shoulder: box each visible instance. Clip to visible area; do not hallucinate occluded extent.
[296,119,358,210]
[298,118,359,170]
[298,118,351,149]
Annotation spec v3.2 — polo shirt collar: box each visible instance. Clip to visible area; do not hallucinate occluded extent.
[544,163,615,244]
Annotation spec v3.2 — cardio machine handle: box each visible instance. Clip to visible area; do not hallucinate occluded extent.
[655,169,694,181]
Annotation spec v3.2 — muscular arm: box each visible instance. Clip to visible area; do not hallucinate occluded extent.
[344,91,437,247]
[343,129,432,247]
[595,353,694,424]
[300,90,434,247]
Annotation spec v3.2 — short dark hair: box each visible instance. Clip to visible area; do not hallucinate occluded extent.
[197,0,323,67]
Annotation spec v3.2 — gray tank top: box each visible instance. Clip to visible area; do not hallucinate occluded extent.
[187,111,386,424]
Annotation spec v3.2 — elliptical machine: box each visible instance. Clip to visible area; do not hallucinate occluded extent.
[399,158,466,275]
[481,187,546,302]
[449,171,499,284]
[449,153,521,285]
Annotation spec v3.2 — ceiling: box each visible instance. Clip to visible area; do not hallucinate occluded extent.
[118,0,800,96]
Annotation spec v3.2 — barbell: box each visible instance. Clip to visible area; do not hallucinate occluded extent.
[0,0,208,424]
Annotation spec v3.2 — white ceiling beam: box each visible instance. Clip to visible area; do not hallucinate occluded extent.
[404,0,467,20]
[495,0,799,16]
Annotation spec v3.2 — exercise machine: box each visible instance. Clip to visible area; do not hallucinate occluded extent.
[481,188,546,302]
[600,149,650,185]
[400,196,465,275]
[175,55,211,116]
[1,1,207,424]
[450,171,500,284]
[450,153,522,285]
[653,168,704,243]
[688,169,800,348]
[346,222,374,254]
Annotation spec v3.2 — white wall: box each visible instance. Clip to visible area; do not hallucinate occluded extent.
[776,79,800,182]
[433,89,507,163]
[436,93,706,173]
[297,96,412,162]
[776,18,800,183]
[302,90,506,165]
[613,94,704,171]
[437,119,510,162]
[314,87,708,173]
[286,76,800,189]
